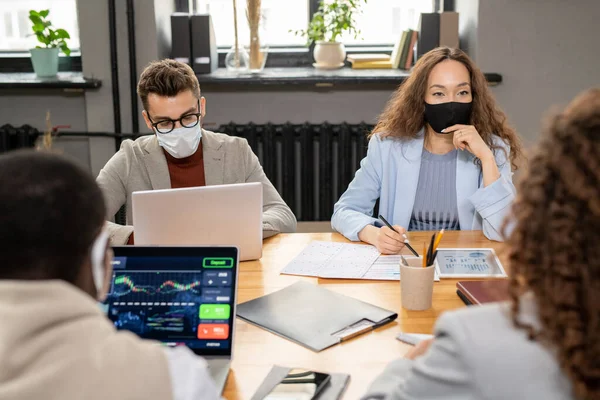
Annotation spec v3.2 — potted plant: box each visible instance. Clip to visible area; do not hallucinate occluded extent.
[28,9,71,78]
[292,0,366,69]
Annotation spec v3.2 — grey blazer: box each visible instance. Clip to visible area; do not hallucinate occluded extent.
[363,295,574,400]
[96,129,297,245]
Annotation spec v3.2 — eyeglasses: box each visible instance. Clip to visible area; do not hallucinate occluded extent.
[147,100,201,134]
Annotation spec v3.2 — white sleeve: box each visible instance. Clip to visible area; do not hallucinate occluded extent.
[162,347,221,400]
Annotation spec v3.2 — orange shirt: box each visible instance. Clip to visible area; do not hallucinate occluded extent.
[163,142,206,188]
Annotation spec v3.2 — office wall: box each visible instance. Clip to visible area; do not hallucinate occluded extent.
[0,89,86,130]
[201,89,392,128]
[458,0,600,144]
[0,88,91,167]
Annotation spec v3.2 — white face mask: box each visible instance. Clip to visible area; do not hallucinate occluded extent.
[156,123,202,159]
[90,229,109,301]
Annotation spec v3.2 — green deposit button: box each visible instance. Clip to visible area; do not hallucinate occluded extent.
[203,257,234,268]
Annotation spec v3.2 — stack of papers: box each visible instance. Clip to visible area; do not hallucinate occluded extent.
[281,241,440,281]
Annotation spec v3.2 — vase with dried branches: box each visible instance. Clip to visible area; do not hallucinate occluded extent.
[225,0,249,72]
[246,0,268,73]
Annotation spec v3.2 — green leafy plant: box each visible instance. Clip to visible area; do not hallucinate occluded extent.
[29,9,71,55]
[292,0,367,44]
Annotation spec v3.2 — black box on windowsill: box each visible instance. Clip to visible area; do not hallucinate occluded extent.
[170,13,192,65]
[190,14,218,74]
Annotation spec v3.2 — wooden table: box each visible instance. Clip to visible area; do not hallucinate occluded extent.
[223,231,502,399]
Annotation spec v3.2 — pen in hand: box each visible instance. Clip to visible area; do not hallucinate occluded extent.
[378,215,419,257]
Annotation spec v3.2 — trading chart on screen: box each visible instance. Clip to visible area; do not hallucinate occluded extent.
[105,255,234,351]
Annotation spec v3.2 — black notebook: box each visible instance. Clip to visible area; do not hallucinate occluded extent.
[237,281,397,352]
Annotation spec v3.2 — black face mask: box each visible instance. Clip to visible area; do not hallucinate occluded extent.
[424,101,473,134]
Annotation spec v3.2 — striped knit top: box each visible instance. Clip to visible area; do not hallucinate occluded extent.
[408,148,460,231]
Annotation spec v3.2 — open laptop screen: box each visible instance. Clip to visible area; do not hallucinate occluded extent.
[104,246,238,357]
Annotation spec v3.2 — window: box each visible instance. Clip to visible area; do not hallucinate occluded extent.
[192,0,434,49]
[0,0,80,52]
[333,0,435,46]
[196,0,309,48]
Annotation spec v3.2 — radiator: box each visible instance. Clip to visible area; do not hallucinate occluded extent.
[218,122,373,221]
[1,123,375,222]
[0,124,40,152]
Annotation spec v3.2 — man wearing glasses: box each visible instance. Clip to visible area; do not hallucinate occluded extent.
[97,59,296,245]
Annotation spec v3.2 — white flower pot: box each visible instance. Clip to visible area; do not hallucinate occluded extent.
[313,41,346,69]
[30,47,59,77]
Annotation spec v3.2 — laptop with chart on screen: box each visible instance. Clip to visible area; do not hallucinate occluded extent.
[104,246,239,394]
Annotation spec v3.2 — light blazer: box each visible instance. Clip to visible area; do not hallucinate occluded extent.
[331,130,515,241]
[97,129,297,245]
[362,294,573,400]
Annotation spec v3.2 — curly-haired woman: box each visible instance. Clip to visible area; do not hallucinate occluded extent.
[362,88,600,400]
[332,47,522,253]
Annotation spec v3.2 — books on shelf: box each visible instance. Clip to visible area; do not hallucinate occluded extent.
[405,30,418,70]
[394,29,418,70]
[347,53,390,63]
[399,29,414,69]
[347,29,418,70]
[347,52,394,69]
[390,30,407,69]
[350,60,394,69]
[347,11,459,70]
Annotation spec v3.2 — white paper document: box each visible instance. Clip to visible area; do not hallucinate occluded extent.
[281,241,381,279]
[365,255,440,281]
[281,242,440,280]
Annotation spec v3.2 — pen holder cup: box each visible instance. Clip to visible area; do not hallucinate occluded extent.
[400,258,435,311]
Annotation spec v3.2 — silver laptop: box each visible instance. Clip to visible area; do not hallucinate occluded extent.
[104,246,239,394]
[132,182,263,261]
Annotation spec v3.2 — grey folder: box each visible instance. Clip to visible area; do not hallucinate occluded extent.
[251,365,350,400]
[236,281,397,352]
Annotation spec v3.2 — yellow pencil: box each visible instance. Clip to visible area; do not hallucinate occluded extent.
[422,242,427,267]
[432,228,445,253]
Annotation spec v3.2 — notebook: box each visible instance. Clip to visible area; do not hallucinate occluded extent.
[237,281,397,352]
[456,280,510,305]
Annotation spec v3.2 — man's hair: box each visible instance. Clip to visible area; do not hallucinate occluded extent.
[137,59,201,111]
[0,150,106,283]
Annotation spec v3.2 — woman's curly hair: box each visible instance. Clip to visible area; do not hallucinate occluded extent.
[505,88,600,399]
[372,47,522,171]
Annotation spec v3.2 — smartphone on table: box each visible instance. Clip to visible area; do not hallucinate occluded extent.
[262,368,331,400]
